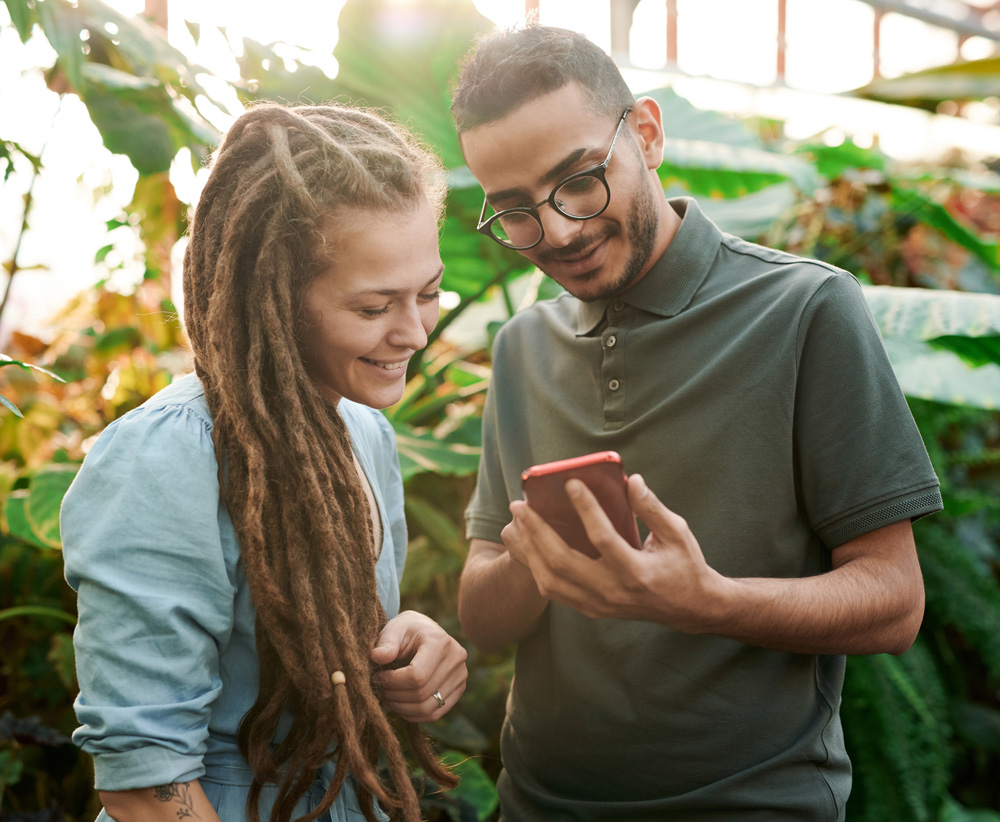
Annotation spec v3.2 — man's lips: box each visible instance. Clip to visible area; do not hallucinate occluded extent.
[540,237,608,276]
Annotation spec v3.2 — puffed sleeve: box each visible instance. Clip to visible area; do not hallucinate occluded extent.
[61,400,235,790]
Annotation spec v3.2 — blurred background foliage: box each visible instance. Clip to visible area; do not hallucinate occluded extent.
[1,0,1000,820]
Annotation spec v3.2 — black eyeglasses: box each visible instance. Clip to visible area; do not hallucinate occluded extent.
[476,107,633,250]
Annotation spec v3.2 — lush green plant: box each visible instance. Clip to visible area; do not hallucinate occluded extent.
[3,0,1000,821]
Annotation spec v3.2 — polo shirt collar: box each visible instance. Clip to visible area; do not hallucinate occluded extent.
[573,197,722,335]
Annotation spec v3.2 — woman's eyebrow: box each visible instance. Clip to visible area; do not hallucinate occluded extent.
[349,267,444,298]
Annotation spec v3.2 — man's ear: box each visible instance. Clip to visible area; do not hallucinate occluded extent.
[631,96,664,170]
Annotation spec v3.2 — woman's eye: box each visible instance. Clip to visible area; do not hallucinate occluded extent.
[360,305,390,318]
[419,289,442,303]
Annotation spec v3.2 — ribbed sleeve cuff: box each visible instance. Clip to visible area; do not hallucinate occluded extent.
[816,483,943,549]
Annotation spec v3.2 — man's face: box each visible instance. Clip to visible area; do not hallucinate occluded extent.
[460,82,662,302]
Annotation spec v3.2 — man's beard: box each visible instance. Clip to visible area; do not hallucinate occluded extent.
[536,179,660,303]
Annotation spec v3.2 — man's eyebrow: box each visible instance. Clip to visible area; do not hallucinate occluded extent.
[486,147,589,205]
[349,267,444,298]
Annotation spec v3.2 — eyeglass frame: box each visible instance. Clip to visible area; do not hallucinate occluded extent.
[475,106,634,251]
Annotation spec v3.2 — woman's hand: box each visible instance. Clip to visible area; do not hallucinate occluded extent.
[370,611,468,722]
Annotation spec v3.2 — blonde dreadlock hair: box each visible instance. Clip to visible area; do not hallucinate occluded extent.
[182,102,452,822]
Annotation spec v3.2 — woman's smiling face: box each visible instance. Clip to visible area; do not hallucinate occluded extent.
[300,198,443,409]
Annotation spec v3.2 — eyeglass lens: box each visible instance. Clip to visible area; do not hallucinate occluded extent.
[489,174,610,248]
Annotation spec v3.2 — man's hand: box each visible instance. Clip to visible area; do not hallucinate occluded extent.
[509,473,924,655]
[509,473,725,629]
[371,611,468,723]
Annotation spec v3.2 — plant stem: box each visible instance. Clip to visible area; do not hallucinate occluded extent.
[0,102,61,334]
[409,262,519,376]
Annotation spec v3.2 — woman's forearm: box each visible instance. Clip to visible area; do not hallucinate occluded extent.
[100,780,220,822]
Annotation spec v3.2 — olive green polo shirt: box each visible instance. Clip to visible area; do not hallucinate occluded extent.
[465,197,941,820]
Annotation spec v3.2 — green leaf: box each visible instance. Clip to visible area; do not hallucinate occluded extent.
[658,139,820,198]
[80,80,179,175]
[939,795,1000,822]
[882,337,1000,409]
[392,428,481,481]
[928,335,1000,368]
[918,521,1000,683]
[2,0,34,42]
[863,285,1000,342]
[891,188,1000,271]
[326,0,494,169]
[25,465,79,549]
[864,286,1000,408]
[852,56,1000,112]
[35,0,85,91]
[403,495,464,555]
[4,492,42,546]
[0,749,25,790]
[683,182,797,239]
[0,393,24,418]
[95,243,114,264]
[795,141,887,179]
[843,638,953,822]
[94,325,144,354]
[439,750,499,820]
[640,85,761,147]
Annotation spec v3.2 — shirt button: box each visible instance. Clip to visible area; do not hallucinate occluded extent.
[609,379,620,391]
[612,300,625,311]
[606,334,617,348]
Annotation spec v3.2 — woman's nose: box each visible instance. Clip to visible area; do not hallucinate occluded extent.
[390,303,429,350]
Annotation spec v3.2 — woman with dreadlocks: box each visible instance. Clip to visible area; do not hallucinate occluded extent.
[61,102,467,822]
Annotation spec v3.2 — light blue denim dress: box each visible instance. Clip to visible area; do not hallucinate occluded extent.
[61,374,404,821]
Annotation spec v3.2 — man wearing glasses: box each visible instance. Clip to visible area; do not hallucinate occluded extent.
[452,24,941,822]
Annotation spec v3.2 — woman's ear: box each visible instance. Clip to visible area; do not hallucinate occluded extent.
[631,96,665,171]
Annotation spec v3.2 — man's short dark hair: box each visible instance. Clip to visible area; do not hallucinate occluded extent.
[451,24,636,133]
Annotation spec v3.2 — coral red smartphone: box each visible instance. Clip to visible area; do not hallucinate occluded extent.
[520,451,641,559]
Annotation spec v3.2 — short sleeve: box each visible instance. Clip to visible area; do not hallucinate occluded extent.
[61,401,235,790]
[464,329,516,545]
[794,273,942,548]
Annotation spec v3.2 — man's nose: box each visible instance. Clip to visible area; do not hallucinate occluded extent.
[538,205,584,249]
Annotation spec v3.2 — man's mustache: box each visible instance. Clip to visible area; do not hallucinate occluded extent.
[535,222,620,265]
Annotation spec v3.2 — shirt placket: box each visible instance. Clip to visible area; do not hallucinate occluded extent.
[601,299,630,430]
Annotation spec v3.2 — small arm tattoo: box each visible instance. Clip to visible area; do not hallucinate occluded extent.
[153,782,200,820]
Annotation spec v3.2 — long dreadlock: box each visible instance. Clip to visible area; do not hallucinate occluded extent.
[182,102,453,822]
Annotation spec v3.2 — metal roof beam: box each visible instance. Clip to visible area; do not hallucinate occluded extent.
[855,0,1000,40]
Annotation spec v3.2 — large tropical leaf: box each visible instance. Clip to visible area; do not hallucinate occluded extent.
[392,427,481,482]
[640,86,761,147]
[12,0,222,174]
[642,85,822,197]
[863,285,1000,409]
[670,182,798,239]
[852,56,1000,111]
[326,0,494,169]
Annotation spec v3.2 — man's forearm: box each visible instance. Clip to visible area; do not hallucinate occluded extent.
[101,780,220,822]
[701,522,925,656]
[458,540,548,654]
[676,523,924,654]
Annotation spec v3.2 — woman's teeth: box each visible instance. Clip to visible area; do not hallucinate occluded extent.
[363,358,406,371]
